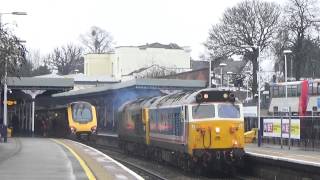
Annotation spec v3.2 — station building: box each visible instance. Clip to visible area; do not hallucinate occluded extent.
[84,42,191,81]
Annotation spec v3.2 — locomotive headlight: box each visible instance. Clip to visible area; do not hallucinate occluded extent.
[223,93,228,99]
[233,140,239,147]
[204,93,209,99]
[91,126,97,133]
[70,126,76,134]
[215,127,220,133]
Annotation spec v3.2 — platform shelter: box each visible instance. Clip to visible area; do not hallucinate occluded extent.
[2,77,73,135]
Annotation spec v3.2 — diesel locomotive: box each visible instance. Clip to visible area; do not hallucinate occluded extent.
[118,88,244,172]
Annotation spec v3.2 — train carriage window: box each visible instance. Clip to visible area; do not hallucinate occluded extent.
[279,86,285,97]
[273,86,279,97]
[192,104,215,120]
[72,103,93,123]
[317,83,320,95]
[218,104,240,118]
[288,85,297,97]
[309,83,313,95]
[313,83,318,95]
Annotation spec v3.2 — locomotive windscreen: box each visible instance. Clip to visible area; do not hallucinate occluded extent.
[71,103,93,123]
[195,90,235,103]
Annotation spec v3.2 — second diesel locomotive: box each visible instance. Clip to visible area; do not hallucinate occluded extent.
[118,88,244,172]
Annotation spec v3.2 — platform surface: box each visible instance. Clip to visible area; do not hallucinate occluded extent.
[245,143,320,167]
[0,137,142,180]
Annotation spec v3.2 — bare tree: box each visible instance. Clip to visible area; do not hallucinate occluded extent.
[283,0,318,80]
[26,49,42,68]
[32,64,51,76]
[17,59,33,77]
[45,44,83,75]
[138,65,176,79]
[204,0,280,97]
[80,26,114,53]
[0,26,27,79]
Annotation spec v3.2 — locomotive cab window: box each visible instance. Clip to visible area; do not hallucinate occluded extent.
[217,104,240,118]
[72,103,93,123]
[192,104,215,120]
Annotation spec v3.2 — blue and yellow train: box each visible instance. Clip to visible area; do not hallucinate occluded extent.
[36,101,97,138]
[118,88,244,172]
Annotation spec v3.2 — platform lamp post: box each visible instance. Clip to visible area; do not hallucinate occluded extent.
[283,50,292,100]
[208,60,212,88]
[0,11,27,142]
[219,63,227,88]
[245,70,251,102]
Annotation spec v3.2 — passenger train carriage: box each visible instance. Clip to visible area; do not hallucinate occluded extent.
[118,89,244,171]
[269,79,320,115]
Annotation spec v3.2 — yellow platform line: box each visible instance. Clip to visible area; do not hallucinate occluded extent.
[52,139,96,180]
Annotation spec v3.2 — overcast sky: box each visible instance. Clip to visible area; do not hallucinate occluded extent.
[1,0,283,59]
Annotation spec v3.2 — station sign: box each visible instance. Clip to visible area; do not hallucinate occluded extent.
[263,118,300,139]
[4,100,17,106]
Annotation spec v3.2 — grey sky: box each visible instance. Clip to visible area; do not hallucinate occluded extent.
[1,0,281,59]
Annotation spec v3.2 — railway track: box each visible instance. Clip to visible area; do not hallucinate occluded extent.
[79,136,258,179]
[83,140,213,180]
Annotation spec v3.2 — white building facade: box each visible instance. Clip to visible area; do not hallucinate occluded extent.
[84,43,191,80]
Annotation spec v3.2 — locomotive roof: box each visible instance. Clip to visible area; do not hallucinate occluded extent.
[118,96,158,111]
[120,88,241,110]
[53,78,206,98]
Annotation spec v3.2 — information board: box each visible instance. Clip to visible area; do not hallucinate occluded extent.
[263,118,300,139]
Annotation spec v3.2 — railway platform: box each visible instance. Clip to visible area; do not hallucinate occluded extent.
[245,143,320,179]
[0,137,143,180]
[245,143,320,167]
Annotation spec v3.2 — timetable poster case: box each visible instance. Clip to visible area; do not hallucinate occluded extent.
[263,118,300,139]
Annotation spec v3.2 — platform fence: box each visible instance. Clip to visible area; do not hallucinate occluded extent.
[245,116,320,151]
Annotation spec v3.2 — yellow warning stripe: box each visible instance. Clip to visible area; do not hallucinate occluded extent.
[52,139,96,180]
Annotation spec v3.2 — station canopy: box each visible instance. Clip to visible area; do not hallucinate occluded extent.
[7,77,74,91]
